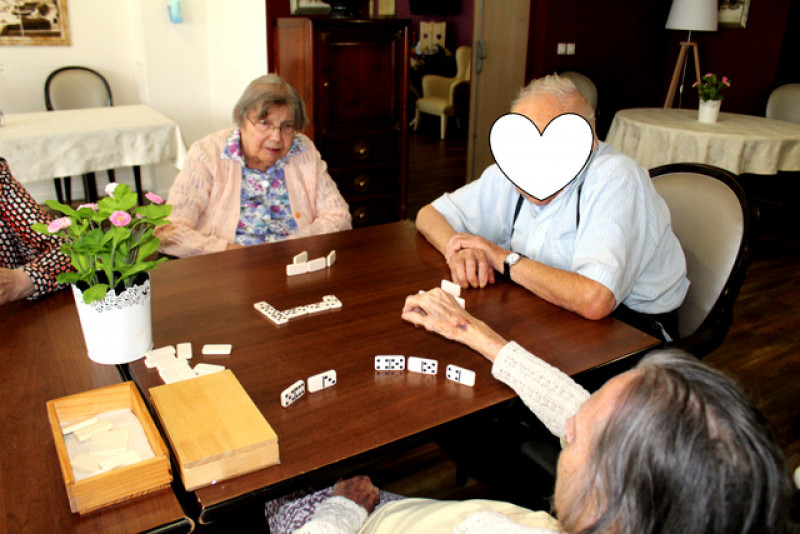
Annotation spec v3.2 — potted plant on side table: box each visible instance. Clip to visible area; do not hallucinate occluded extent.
[694,73,731,124]
[33,183,172,365]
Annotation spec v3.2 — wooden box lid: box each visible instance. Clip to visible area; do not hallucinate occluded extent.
[149,370,279,490]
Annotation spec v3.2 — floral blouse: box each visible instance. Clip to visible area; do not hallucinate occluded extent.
[223,130,305,245]
[0,158,72,299]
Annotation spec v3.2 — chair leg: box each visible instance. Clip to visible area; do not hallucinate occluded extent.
[82,172,99,202]
[440,115,447,140]
[107,169,116,183]
[413,107,420,131]
[54,178,65,204]
[133,165,144,205]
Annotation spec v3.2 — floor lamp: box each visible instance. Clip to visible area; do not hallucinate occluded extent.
[664,0,718,109]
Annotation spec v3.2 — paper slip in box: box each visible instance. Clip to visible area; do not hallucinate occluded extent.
[46,382,172,514]
[149,370,279,490]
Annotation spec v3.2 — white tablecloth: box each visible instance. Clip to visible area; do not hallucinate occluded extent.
[606,108,800,175]
[0,105,187,184]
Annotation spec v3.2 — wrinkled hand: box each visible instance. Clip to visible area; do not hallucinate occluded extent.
[401,288,478,345]
[402,288,508,361]
[444,234,502,288]
[0,268,35,305]
[332,476,380,514]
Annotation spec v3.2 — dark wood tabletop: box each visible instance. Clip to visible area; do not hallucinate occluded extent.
[0,290,191,532]
[124,220,658,521]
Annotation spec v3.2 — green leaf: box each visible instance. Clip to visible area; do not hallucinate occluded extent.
[31,223,51,234]
[57,272,82,284]
[44,200,79,218]
[83,284,110,304]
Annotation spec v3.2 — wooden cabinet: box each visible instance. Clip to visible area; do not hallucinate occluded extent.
[276,17,410,226]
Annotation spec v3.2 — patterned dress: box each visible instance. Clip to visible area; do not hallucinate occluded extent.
[0,158,72,299]
[222,130,304,245]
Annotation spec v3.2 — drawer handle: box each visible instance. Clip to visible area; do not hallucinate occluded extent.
[353,175,370,192]
[353,142,369,159]
[353,206,369,224]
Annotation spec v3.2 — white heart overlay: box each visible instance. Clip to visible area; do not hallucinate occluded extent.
[490,113,594,201]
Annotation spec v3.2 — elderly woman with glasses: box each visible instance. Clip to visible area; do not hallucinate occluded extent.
[156,74,351,257]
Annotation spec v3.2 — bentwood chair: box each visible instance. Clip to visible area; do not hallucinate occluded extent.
[649,163,756,358]
[44,66,143,204]
[766,83,800,125]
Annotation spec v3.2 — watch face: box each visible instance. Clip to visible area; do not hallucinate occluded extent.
[506,253,522,265]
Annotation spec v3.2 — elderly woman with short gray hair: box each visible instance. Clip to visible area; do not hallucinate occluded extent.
[156,74,351,257]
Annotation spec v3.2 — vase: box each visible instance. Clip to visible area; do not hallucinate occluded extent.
[71,275,153,365]
[698,100,721,124]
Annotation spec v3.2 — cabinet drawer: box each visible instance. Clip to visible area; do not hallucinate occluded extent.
[320,132,399,167]
[332,167,398,198]
[349,198,402,227]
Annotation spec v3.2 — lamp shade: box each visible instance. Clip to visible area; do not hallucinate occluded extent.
[665,0,718,31]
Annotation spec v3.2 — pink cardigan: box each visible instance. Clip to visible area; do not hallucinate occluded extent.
[156,129,352,257]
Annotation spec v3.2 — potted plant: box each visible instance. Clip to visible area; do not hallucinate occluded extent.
[33,183,172,364]
[693,73,731,124]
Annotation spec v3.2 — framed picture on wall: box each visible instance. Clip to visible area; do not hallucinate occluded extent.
[719,0,750,29]
[0,0,70,46]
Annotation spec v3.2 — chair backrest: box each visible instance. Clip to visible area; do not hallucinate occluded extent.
[650,163,755,357]
[45,66,113,111]
[561,70,597,111]
[454,45,471,82]
[765,83,800,124]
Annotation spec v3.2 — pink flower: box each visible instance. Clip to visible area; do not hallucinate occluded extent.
[77,203,99,211]
[47,217,72,233]
[109,210,132,227]
[705,72,714,78]
[692,81,699,88]
[722,76,731,86]
[104,182,120,197]
[145,192,164,204]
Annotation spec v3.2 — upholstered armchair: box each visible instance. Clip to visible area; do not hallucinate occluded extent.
[413,45,471,139]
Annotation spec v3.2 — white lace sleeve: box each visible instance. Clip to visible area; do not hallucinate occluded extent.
[454,510,562,533]
[491,341,591,440]
[294,496,368,534]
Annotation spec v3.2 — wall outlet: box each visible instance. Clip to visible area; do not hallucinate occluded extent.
[566,43,576,55]
[557,43,566,55]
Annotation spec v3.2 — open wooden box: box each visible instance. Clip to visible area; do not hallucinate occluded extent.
[46,381,172,514]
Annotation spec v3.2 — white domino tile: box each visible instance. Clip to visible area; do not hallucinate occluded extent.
[374,355,405,371]
[286,262,309,276]
[202,344,232,355]
[408,356,438,375]
[254,301,289,325]
[322,295,342,309]
[307,257,327,272]
[176,342,192,359]
[326,249,337,267]
[307,369,337,393]
[293,251,308,264]
[281,380,306,407]
[445,364,476,387]
[441,279,461,297]
[194,363,226,376]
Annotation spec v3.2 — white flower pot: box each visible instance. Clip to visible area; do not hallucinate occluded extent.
[698,100,721,124]
[71,276,153,365]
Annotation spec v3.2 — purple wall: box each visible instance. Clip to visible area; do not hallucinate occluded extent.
[395,0,474,50]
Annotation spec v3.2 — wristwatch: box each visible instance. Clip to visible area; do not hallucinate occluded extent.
[503,252,523,278]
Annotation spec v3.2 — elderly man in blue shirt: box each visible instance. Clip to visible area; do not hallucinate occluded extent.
[416,74,689,341]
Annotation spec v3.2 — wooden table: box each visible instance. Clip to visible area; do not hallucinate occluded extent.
[606,107,800,174]
[0,295,192,532]
[126,221,658,522]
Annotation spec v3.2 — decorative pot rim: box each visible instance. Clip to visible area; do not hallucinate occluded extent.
[72,275,151,313]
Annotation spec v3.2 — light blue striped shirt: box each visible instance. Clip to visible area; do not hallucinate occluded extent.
[432,142,689,314]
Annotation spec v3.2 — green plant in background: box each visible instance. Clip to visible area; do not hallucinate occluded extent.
[694,72,731,102]
[32,183,172,304]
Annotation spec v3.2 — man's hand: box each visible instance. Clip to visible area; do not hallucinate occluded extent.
[0,268,35,305]
[444,234,504,288]
[331,476,380,514]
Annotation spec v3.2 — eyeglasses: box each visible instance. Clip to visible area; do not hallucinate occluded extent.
[248,117,296,136]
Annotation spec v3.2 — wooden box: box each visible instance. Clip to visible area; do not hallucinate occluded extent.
[149,370,279,490]
[46,382,172,514]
